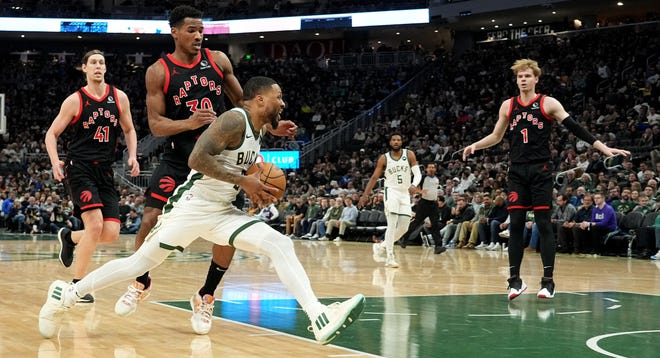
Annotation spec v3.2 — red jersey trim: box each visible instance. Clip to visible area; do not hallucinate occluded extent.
[533,205,551,211]
[80,203,104,211]
[150,192,169,203]
[159,58,171,94]
[516,93,541,107]
[508,205,532,211]
[507,97,515,119]
[113,86,122,116]
[71,92,83,125]
[104,217,121,223]
[166,51,202,69]
[539,95,553,120]
[205,48,225,80]
[80,84,111,102]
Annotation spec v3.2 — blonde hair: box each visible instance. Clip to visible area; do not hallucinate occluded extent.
[511,59,542,77]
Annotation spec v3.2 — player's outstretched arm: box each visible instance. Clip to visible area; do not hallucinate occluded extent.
[545,96,632,158]
[463,99,510,160]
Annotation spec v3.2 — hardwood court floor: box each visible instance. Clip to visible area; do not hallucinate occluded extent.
[1,233,658,357]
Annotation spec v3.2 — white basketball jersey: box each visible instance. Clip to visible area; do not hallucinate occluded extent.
[165,108,262,208]
[383,149,412,193]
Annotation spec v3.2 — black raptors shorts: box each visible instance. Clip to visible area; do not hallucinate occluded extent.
[145,158,246,210]
[65,160,119,221]
[506,161,553,211]
[144,158,190,209]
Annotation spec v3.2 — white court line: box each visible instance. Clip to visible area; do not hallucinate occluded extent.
[362,311,417,316]
[586,330,660,358]
[273,306,303,311]
[468,314,513,317]
[248,333,282,337]
[606,305,622,310]
[556,310,591,315]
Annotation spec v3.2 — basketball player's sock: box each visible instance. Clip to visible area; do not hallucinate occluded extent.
[136,271,151,289]
[508,210,527,277]
[534,210,556,278]
[198,261,227,297]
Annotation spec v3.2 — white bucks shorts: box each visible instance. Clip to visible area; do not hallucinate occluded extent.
[383,188,412,217]
[146,190,271,251]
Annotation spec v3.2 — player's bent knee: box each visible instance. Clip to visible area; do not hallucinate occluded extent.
[261,232,295,256]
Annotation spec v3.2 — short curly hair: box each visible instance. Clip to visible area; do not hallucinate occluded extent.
[169,5,203,28]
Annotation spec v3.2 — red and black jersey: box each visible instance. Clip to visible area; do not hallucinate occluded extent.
[506,94,554,164]
[68,84,122,163]
[159,48,226,162]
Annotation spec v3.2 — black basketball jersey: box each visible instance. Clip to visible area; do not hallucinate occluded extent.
[159,48,226,162]
[507,94,554,164]
[68,85,122,163]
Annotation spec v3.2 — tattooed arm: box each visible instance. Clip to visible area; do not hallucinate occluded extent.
[188,111,273,199]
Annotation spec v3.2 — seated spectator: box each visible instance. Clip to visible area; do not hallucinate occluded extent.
[310,197,342,240]
[48,206,71,234]
[632,194,654,215]
[552,193,577,253]
[323,197,358,242]
[612,187,635,214]
[118,197,132,224]
[24,196,43,234]
[477,196,508,250]
[575,192,618,255]
[256,203,279,223]
[297,195,321,237]
[458,193,492,249]
[120,208,142,234]
[8,200,25,232]
[60,198,81,231]
[285,197,307,238]
[1,192,15,228]
[440,195,474,247]
[567,194,595,254]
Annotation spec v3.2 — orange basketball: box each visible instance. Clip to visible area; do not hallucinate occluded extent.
[246,162,286,200]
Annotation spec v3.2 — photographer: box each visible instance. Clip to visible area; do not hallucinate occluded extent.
[24,197,43,234]
[49,205,72,234]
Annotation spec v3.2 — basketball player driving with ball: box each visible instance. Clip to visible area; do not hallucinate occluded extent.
[40,76,366,345]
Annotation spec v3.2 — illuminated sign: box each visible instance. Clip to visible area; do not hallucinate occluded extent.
[260,150,300,170]
[60,21,108,33]
[0,9,428,35]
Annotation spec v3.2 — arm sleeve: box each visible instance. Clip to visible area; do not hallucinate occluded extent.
[411,165,422,187]
[562,116,597,145]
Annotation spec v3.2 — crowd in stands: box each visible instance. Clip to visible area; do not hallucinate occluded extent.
[1,22,660,259]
